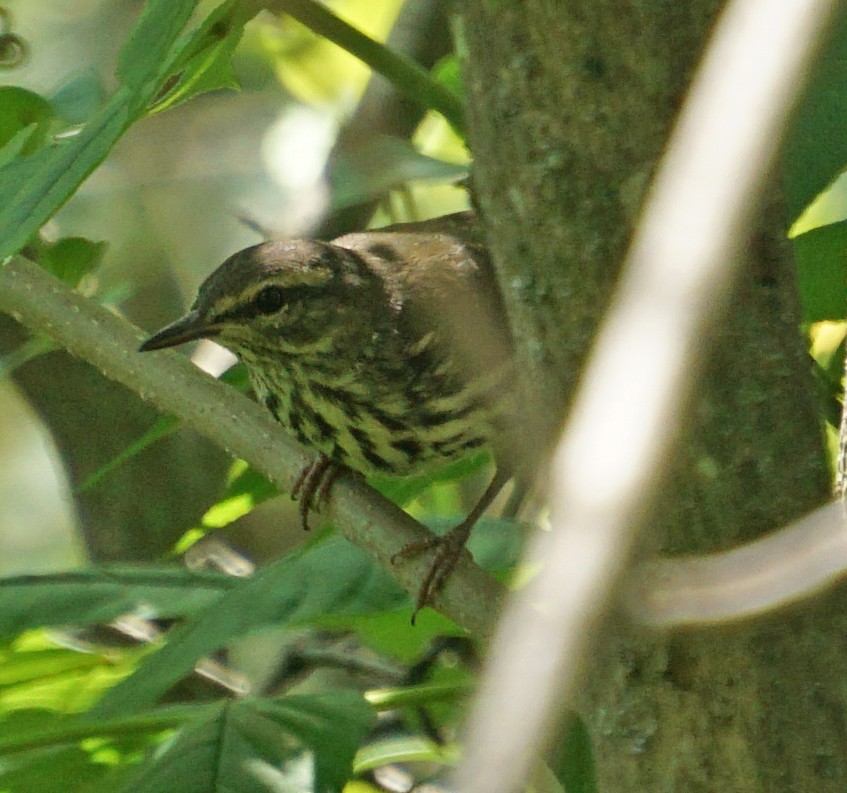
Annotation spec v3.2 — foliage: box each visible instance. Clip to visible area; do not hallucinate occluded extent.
[0,1,844,792]
[0,2,510,791]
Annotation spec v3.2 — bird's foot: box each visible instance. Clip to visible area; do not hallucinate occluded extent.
[291,454,341,531]
[392,520,474,623]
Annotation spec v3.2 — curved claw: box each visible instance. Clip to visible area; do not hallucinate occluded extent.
[392,467,511,623]
[291,454,341,531]
[393,521,474,624]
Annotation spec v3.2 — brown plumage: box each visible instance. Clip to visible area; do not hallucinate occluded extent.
[141,212,516,613]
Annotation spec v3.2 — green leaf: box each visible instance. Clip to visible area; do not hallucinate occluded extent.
[116,0,200,91]
[0,648,105,688]
[0,89,132,262]
[452,515,524,573]
[354,735,457,774]
[364,680,471,712]
[432,54,465,103]
[147,0,252,114]
[90,537,407,719]
[0,745,121,793]
[327,606,464,664]
[121,693,373,793]
[35,236,107,287]
[783,6,847,222]
[0,634,145,718]
[0,87,54,155]
[0,703,198,755]
[49,72,105,125]
[0,567,236,637]
[76,364,248,493]
[0,125,41,170]
[0,707,167,791]
[548,712,598,793]
[76,415,180,493]
[791,221,847,322]
[0,0,251,262]
[201,464,279,529]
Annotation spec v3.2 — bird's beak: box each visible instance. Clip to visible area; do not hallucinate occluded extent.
[139,310,220,351]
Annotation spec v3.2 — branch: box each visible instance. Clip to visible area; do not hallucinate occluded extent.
[632,500,847,626]
[265,0,464,134]
[0,255,503,638]
[2,254,844,640]
[313,0,458,239]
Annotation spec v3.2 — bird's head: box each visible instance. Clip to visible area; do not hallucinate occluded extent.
[140,240,379,361]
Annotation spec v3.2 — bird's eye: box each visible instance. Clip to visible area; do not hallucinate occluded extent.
[254,286,285,314]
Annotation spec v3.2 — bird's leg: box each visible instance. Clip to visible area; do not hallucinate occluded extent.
[392,467,511,619]
[291,453,341,531]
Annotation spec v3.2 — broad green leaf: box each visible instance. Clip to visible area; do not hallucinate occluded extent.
[121,692,373,793]
[0,745,121,793]
[783,5,847,222]
[0,125,40,170]
[328,607,463,664]
[0,567,236,637]
[148,0,251,114]
[436,515,524,573]
[0,708,168,791]
[548,713,598,793]
[117,0,200,91]
[0,0,252,262]
[0,634,145,717]
[791,221,847,322]
[0,89,131,261]
[35,236,108,287]
[0,648,105,688]
[90,537,407,718]
[0,87,53,155]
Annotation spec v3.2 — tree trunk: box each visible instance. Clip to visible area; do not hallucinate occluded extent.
[460,2,839,790]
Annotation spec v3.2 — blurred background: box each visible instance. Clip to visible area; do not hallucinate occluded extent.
[0,0,472,576]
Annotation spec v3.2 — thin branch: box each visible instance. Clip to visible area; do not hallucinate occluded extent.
[0,256,504,638]
[455,1,840,792]
[314,0,458,239]
[262,0,465,134]
[632,500,847,626]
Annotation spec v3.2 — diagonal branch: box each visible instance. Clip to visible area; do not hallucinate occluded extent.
[0,255,504,638]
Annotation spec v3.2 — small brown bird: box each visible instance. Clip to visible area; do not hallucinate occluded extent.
[140,212,516,613]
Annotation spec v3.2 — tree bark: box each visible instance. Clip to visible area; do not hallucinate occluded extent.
[460,2,838,790]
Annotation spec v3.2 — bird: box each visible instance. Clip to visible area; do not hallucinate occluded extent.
[140,211,517,614]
